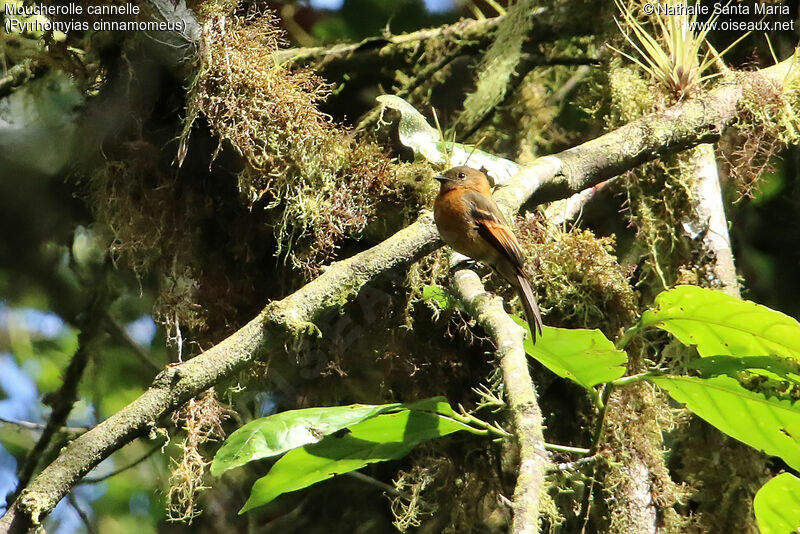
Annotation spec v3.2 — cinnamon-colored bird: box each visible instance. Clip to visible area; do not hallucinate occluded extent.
[433,166,543,340]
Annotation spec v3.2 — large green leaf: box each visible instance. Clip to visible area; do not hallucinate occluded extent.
[640,286,800,360]
[754,473,800,534]
[650,375,800,471]
[212,397,458,476]
[514,318,627,390]
[211,403,402,476]
[240,410,475,512]
[691,355,800,385]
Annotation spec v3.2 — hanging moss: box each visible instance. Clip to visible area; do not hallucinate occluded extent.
[182,8,427,275]
[724,63,800,197]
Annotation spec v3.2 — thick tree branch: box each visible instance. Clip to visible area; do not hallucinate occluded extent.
[1,55,796,533]
[276,16,503,65]
[450,266,546,534]
[686,144,741,297]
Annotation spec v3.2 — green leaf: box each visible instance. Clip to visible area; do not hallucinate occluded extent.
[211,403,402,476]
[240,410,474,512]
[691,355,800,385]
[212,397,458,476]
[640,286,800,360]
[754,473,800,534]
[401,396,458,417]
[422,285,456,310]
[650,375,800,471]
[514,318,627,390]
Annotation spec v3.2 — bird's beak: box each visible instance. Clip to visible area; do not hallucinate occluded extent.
[434,175,451,183]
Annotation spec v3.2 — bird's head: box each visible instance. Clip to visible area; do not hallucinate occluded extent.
[434,166,491,194]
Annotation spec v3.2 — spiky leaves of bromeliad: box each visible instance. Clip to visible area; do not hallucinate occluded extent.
[611,0,744,98]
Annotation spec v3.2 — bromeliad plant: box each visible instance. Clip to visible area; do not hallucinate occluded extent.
[212,285,800,532]
[610,0,745,98]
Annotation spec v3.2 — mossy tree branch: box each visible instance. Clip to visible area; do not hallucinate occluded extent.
[450,265,546,534]
[1,54,796,534]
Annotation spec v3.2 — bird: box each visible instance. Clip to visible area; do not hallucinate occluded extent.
[433,165,543,341]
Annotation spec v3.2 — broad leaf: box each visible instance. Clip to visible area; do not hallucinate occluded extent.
[211,403,401,476]
[402,397,458,417]
[691,355,800,385]
[640,286,800,360]
[754,473,800,534]
[240,410,475,512]
[514,318,627,390]
[212,397,458,476]
[650,375,800,471]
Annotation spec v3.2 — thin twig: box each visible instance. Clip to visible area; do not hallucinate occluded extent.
[11,289,106,501]
[345,471,413,500]
[0,418,89,437]
[547,455,598,474]
[101,311,162,372]
[67,493,98,534]
[81,441,165,484]
[544,443,590,455]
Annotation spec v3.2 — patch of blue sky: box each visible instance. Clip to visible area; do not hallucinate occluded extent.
[0,447,17,511]
[0,304,67,339]
[21,309,66,338]
[0,353,40,421]
[48,484,106,534]
[125,315,157,348]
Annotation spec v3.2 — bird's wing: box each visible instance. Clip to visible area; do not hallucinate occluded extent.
[465,190,526,269]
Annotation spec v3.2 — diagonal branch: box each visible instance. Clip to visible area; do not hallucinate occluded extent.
[1,55,795,534]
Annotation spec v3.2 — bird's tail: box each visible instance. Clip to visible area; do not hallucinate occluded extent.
[516,273,543,341]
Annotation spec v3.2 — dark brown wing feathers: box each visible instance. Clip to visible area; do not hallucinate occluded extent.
[466,191,544,339]
[465,191,524,267]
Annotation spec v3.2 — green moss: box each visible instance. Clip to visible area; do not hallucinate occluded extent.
[516,215,638,335]
[183,10,428,276]
[601,383,689,533]
[726,59,800,197]
[451,0,538,137]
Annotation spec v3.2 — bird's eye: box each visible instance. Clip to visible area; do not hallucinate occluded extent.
[457,172,466,179]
